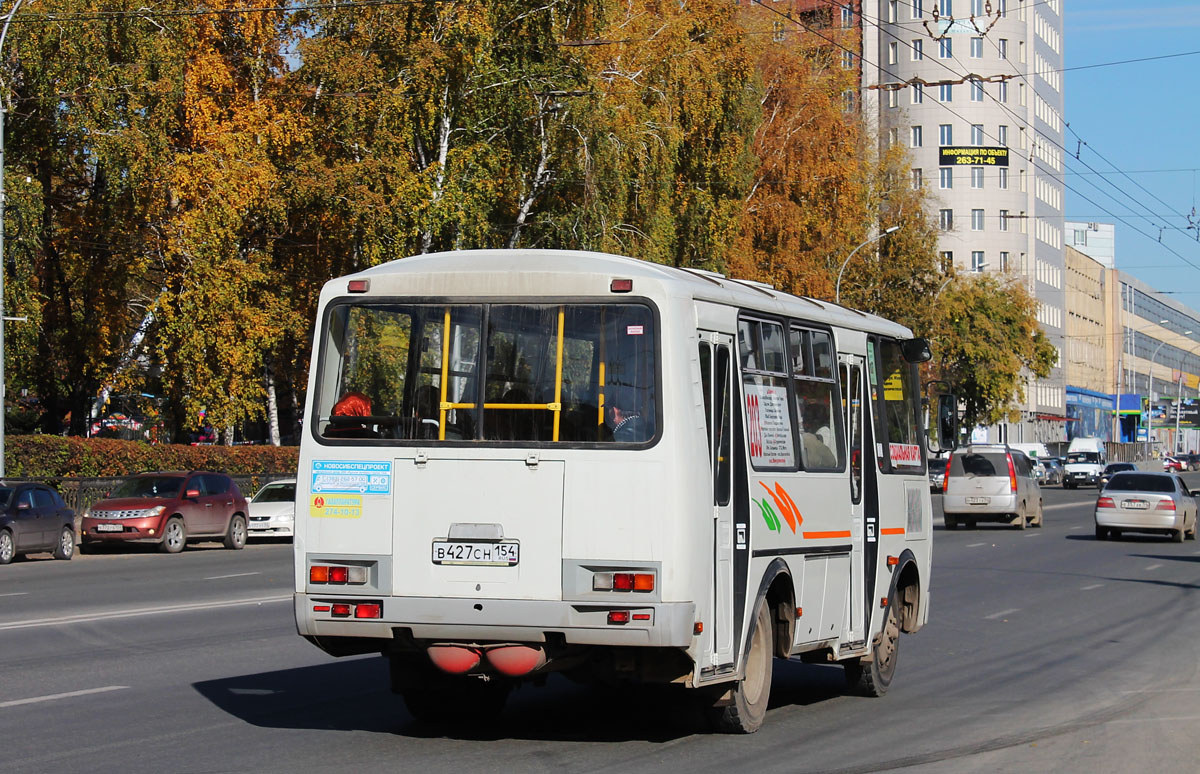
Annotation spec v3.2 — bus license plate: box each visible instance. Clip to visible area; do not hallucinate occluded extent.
[966,497,989,505]
[431,541,519,566]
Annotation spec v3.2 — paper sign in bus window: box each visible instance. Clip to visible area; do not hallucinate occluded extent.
[745,382,796,468]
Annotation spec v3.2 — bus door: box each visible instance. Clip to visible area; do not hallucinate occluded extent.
[840,354,867,645]
[699,332,736,667]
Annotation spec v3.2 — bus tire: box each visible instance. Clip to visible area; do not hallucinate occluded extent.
[943,515,958,529]
[710,602,773,733]
[850,596,901,697]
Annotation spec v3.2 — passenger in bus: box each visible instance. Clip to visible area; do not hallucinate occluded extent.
[801,402,837,468]
[606,388,648,443]
[326,390,378,438]
[413,385,441,439]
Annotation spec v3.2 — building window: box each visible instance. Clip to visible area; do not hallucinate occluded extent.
[939,37,953,59]
[939,209,954,230]
[939,0,952,14]
[1000,209,1010,230]
[912,39,924,60]
[971,124,984,145]
[970,37,983,58]
[998,81,1008,102]
[998,38,1008,58]
[1074,228,1087,245]
[970,78,984,102]
[911,125,923,147]
[1019,40,1026,63]
[940,250,954,268]
[888,88,899,108]
[999,0,1007,16]
[971,0,984,14]
[912,0,924,18]
[972,251,986,272]
[1000,251,1010,271]
[842,89,855,112]
[940,167,953,189]
[842,50,855,69]
[888,42,898,64]
[998,168,1009,189]
[971,167,984,188]
[889,1,899,23]
[888,128,899,146]
[998,125,1008,146]
[939,123,953,145]
[912,83,924,103]
[939,83,953,101]
[772,21,786,42]
[912,168,923,188]
[1019,83,1026,106]
[971,209,984,230]
[842,5,853,27]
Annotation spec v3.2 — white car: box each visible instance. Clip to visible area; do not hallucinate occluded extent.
[247,479,296,538]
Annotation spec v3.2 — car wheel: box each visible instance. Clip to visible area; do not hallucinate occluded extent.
[159,518,186,553]
[1095,524,1107,540]
[223,515,247,550]
[944,515,958,529]
[847,594,901,698]
[52,526,75,560]
[0,529,13,564]
[710,601,773,733]
[1033,501,1044,528]
[1015,504,1027,530]
[1172,527,1185,543]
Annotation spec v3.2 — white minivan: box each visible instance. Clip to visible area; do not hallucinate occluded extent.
[1064,437,1106,489]
[943,444,1043,529]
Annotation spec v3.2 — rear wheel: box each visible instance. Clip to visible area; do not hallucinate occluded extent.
[1033,501,1044,528]
[0,530,14,564]
[848,595,901,697]
[1172,527,1185,543]
[223,515,247,550]
[710,601,773,733]
[159,518,186,553]
[1095,525,1107,540]
[52,527,75,560]
[1015,504,1027,530]
[944,515,958,529]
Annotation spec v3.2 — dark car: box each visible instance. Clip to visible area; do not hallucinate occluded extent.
[80,471,249,553]
[1098,462,1137,489]
[0,483,77,564]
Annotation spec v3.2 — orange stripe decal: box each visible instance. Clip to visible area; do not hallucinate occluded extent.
[801,530,853,539]
[880,528,906,535]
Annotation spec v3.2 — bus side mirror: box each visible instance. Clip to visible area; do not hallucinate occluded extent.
[936,394,958,453]
[901,337,932,363]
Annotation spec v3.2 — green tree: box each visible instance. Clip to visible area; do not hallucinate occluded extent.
[931,273,1057,432]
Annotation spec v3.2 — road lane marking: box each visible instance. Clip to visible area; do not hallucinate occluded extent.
[985,608,1020,620]
[1145,563,1164,571]
[1024,532,1041,537]
[0,592,28,597]
[1080,583,1105,590]
[966,542,986,548]
[0,594,291,631]
[1044,503,1088,511]
[0,686,127,708]
[1069,526,1083,530]
[203,572,260,580]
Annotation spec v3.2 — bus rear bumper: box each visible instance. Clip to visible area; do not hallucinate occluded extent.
[294,594,697,648]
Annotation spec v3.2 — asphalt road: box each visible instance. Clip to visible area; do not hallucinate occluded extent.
[2,478,1200,774]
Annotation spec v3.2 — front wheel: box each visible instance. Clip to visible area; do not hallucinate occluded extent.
[53,527,75,560]
[159,518,186,553]
[223,515,247,550]
[848,595,901,697]
[710,602,773,733]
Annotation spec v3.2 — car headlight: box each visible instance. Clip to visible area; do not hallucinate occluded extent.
[140,505,166,518]
[280,512,294,522]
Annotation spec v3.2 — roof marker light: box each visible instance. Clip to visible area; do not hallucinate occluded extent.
[348,279,369,293]
[610,278,633,293]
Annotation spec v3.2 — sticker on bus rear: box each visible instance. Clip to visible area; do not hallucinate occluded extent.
[310,494,362,519]
[312,460,392,494]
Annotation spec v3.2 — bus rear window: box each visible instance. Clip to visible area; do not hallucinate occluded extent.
[316,302,656,444]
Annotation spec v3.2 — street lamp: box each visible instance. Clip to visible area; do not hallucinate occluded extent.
[1145,325,1191,461]
[835,225,901,304]
[0,0,25,478]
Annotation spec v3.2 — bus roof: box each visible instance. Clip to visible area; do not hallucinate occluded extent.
[328,249,914,339]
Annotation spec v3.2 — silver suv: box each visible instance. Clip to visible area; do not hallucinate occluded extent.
[943,444,1043,529]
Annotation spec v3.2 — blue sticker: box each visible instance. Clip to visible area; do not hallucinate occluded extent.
[312,460,392,494]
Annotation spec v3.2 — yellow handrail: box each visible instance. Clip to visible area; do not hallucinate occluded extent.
[439,307,451,440]
[553,306,564,441]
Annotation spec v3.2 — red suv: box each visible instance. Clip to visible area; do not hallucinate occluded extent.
[80,472,249,553]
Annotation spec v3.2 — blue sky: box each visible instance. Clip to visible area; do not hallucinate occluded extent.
[1064,2,1200,295]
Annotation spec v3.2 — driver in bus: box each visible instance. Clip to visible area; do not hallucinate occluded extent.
[605,387,648,443]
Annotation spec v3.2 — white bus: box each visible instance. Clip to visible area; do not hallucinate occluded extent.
[294,249,952,732]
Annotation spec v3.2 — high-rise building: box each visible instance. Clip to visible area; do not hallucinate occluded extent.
[871,0,1066,443]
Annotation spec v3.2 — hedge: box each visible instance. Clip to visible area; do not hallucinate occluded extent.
[5,436,298,478]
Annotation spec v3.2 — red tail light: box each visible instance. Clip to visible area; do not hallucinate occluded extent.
[329,566,349,583]
[943,458,952,493]
[354,603,382,619]
[608,610,630,624]
[330,603,352,617]
[1096,496,1115,509]
[1156,499,1177,511]
[1007,454,1018,493]
[613,573,634,591]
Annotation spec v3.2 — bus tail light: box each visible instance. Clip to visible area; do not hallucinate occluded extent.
[608,611,630,625]
[310,564,368,585]
[330,603,352,617]
[354,603,382,619]
[943,459,952,494]
[593,572,655,592]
